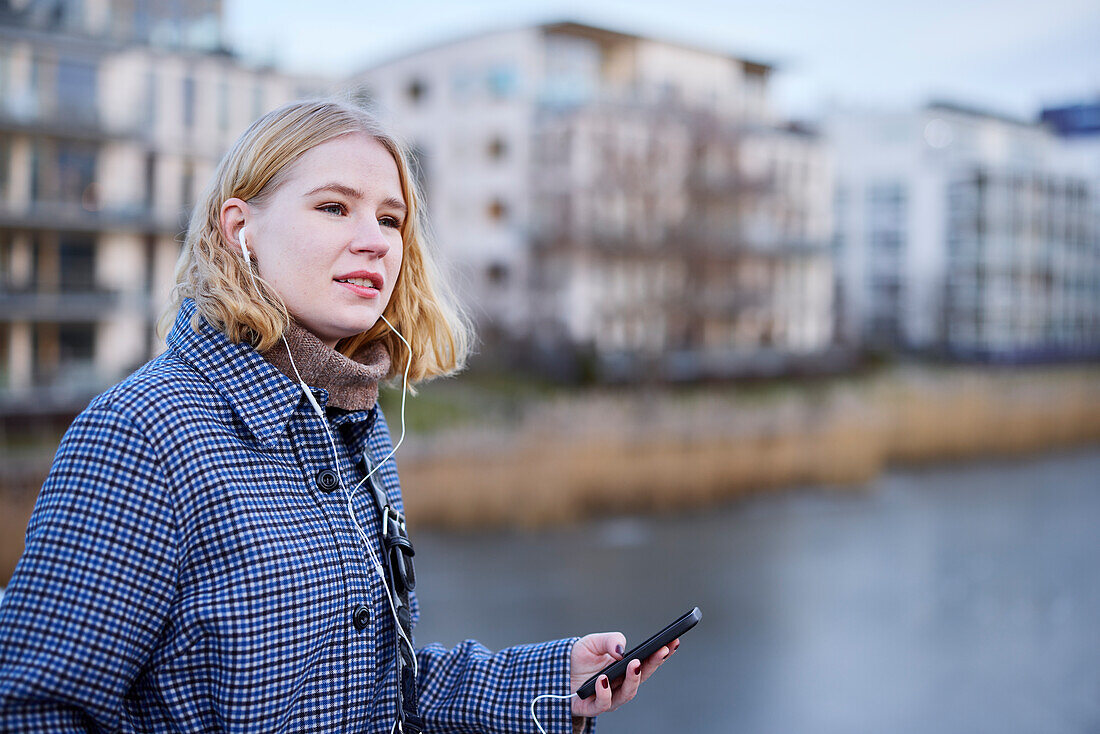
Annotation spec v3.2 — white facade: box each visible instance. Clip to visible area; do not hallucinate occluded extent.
[0,9,327,405]
[826,103,1100,358]
[352,26,544,334]
[352,21,833,376]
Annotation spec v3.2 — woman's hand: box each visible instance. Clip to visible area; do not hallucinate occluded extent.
[568,632,679,718]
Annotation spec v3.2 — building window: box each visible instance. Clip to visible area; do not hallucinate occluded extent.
[181,161,195,210]
[29,55,41,113]
[0,46,10,103]
[217,78,229,131]
[0,232,10,290]
[50,141,96,207]
[57,322,94,364]
[487,136,508,161]
[866,181,906,225]
[144,69,157,126]
[0,322,8,388]
[406,78,428,104]
[487,64,518,99]
[32,322,58,385]
[486,261,509,285]
[183,74,196,129]
[870,230,903,253]
[144,152,157,208]
[0,135,10,201]
[37,0,84,31]
[129,0,150,40]
[450,67,475,101]
[408,143,429,203]
[145,318,156,359]
[144,235,156,295]
[542,35,599,106]
[56,56,97,122]
[58,235,95,291]
[487,198,508,222]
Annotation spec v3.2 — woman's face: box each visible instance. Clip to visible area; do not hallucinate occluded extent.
[235,133,406,348]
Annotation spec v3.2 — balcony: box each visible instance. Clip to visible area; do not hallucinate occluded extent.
[0,287,122,321]
[0,104,142,144]
[531,218,827,258]
[0,202,183,236]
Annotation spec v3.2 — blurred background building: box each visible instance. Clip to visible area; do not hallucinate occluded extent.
[1,3,1098,408]
[1041,99,1100,205]
[826,101,1100,360]
[351,22,835,381]
[0,0,324,413]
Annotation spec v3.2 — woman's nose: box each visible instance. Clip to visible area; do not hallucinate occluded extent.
[351,219,391,258]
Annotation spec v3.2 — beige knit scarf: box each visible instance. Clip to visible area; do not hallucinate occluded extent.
[261,320,391,412]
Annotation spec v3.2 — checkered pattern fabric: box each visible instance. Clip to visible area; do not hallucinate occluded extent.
[0,299,578,733]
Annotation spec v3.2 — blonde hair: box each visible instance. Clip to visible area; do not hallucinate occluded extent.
[161,99,473,384]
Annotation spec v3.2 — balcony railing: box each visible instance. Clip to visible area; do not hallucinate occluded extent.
[0,288,122,320]
[531,223,828,257]
[0,101,146,143]
[0,202,183,235]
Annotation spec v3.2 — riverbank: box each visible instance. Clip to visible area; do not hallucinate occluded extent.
[395,365,1100,528]
[2,364,1099,582]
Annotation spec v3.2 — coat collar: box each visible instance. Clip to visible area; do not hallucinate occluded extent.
[166,298,316,448]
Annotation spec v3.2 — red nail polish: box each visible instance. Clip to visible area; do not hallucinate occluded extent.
[615,644,624,656]
[601,677,610,690]
[634,665,641,676]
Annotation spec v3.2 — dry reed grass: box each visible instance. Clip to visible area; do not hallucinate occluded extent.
[399,367,1100,529]
[2,366,1099,584]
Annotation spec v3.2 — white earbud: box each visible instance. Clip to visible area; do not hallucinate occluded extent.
[238,227,250,260]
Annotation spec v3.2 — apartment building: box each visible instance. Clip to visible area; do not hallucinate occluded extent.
[826,102,1099,360]
[352,21,834,379]
[0,0,325,410]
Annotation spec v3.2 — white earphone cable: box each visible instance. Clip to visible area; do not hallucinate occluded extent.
[239,230,417,675]
[530,692,579,734]
[242,230,562,724]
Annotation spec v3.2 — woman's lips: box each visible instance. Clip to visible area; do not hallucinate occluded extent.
[335,279,381,298]
[334,270,383,298]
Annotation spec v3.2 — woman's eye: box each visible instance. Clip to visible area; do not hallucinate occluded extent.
[379,216,402,229]
[319,203,346,216]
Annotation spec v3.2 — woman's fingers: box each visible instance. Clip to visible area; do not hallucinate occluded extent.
[581,631,627,661]
[570,633,683,715]
[637,638,678,683]
[594,674,613,712]
[612,658,644,706]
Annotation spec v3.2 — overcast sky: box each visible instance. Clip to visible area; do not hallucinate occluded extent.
[225,0,1100,121]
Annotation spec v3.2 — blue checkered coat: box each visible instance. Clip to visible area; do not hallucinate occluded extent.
[0,299,577,732]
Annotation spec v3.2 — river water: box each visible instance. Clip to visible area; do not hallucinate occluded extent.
[410,448,1100,734]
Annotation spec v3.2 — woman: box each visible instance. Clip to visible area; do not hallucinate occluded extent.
[0,100,675,733]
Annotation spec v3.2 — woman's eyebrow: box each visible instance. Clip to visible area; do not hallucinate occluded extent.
[304,184,407,214]
[381,197,408,215]
[304,182,365,199]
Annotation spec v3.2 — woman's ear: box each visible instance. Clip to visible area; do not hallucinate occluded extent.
[219,198,251,254]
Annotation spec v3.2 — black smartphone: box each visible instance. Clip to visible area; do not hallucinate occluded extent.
[576,606,702,699]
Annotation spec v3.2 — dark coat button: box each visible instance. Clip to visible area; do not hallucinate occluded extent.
[316,469,340,493]
[352,604,371,631]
